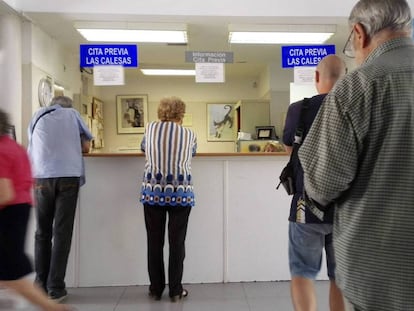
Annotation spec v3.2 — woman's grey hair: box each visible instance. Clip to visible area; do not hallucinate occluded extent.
[349,0,412,37]
[50,96,73,108]
[0,108,11,136]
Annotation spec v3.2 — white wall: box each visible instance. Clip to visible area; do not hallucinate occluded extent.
[93,74,262,153]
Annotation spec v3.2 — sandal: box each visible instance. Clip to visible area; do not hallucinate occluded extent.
[170,289,188,302]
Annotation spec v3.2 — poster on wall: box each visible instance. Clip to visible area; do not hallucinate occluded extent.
[116,94,148,134]
[207,103,238,141]
[91,97,104,148]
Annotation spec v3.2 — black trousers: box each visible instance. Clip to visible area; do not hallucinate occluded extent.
[143,204,191,297]
[0,204,32,280]
[34,177,80,293]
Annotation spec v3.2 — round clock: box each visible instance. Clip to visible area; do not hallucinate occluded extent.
[38,77,53,107]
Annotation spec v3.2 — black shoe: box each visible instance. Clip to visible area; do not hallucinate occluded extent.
[170,289,188,302]
[49,289,68,303]
[148,291,162,301]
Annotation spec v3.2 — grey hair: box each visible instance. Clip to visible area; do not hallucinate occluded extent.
[50,95,73,108]
[349,0,412,37]
[0,108,11,136]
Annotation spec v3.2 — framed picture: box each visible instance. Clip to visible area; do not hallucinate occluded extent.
[207,103,238,141]
[256,126,277,140]
[91,97,104,149]
[116,94,148,134]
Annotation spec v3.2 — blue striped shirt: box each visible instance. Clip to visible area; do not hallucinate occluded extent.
[27,104,93,179]
[140,121,197,207]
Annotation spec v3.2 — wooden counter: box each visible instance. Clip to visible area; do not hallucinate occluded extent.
[84,152,289,157]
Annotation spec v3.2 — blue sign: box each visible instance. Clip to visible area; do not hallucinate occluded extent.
[281,45,336,68]
[80,44,138,67]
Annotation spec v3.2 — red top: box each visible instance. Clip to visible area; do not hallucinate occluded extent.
[0,135,33,208]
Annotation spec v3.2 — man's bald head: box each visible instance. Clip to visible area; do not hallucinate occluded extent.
[315,55,347,94]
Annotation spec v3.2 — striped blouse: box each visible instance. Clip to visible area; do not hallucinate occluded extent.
[140,121,197,207]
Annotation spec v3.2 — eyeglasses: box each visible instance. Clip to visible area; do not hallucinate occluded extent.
[342,29,355,58]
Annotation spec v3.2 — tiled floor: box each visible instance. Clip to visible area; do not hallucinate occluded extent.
[1,280,347,311]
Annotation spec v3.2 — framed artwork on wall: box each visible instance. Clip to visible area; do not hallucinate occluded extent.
[207,103,238,141]
[91,97,104,149]
[116,94,148,134]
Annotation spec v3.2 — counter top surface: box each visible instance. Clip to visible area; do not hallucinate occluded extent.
[85,152,289,157]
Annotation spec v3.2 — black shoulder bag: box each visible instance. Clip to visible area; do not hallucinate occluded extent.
[277,98,310,195]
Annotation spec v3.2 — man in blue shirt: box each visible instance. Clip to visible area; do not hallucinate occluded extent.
[282,55,346,311]
[28,96,92,302]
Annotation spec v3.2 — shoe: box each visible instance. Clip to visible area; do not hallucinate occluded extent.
[170,289,188,302]
[49,289,68,303]
[148,291,162,301]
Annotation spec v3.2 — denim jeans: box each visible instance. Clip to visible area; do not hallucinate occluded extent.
[34,177,80,293]
[288,222,335,279]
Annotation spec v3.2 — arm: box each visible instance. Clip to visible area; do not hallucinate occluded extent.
[192,136,197,156]
[298,94,358,205]
[0,178,15,206]
[284,145,293,155]
[140,135,146,153]
[81,134,91,153]
[282,101,301,155]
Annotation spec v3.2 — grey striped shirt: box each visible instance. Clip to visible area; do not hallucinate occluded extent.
[299,37,414,311]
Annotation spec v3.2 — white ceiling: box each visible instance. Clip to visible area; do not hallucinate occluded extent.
[1,2,352,81]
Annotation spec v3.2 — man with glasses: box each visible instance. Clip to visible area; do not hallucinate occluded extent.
[298,0,414,310]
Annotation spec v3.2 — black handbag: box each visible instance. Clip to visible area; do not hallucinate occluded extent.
[277,161,295,195]
[277,98,310,195]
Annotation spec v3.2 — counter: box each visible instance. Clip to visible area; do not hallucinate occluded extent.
[27,153,328,288]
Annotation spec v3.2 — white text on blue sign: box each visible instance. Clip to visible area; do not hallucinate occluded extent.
[281,45,335,68]
[80,44,138,67]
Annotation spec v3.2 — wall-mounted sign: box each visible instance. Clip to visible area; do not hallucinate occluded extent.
[294,66,316,84]
[186,51,233,63]
[281,45,335,68]
[195,63,225,83]
[80,44,138,67]
[93,66,125,86]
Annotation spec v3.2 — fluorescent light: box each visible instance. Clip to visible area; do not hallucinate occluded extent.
[140,69,196,76]
[229,32,334,44]
[229,24,335,44]
[77,29,187,43]
[75,22,187,43]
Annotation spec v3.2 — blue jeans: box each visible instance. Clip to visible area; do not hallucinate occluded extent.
[34,177,80,294]
[288,222,336,279]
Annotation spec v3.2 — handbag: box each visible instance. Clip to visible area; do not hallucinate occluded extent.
[277,98,310,195]
[277,161,295,195]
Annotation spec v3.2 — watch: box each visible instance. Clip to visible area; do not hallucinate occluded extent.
[38,77,53,107]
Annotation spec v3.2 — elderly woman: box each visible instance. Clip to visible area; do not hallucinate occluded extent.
[140,97,197,302]
[0,109,72,311]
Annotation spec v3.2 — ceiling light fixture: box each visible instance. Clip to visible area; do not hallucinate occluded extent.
[75,22,187,43]
[140,69,196,76]
[229,24,336,44]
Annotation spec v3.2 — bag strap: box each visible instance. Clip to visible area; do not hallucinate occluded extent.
[30,108,56,134]
[277,98,311,190]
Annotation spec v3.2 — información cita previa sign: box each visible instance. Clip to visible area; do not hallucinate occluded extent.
[281,45,336,68]
[79,44,138,67]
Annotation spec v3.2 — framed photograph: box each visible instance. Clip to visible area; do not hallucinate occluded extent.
[116,94,148,134]
[91,97,104,149]
[207,103,238,141]
[256,126,277,140]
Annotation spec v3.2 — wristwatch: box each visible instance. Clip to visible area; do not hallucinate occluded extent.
[38,77,53,107]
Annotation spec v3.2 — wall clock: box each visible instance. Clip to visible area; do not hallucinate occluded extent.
[38,77,53,107]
